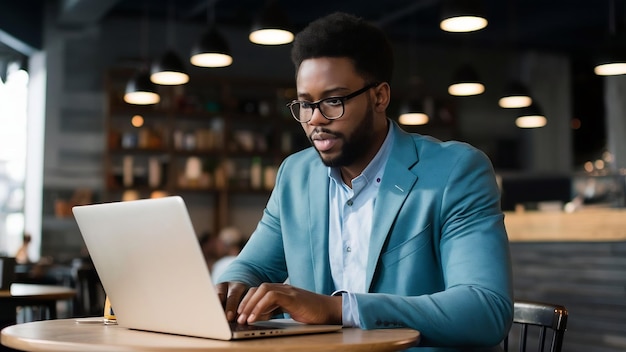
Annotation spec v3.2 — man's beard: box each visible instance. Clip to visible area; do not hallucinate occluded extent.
[309,105,375,167]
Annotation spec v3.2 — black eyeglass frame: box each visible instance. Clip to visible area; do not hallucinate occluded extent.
[286,82,380,123]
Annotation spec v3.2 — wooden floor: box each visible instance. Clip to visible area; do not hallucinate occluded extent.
[510,241,626,352]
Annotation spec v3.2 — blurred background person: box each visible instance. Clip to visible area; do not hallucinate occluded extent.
[211,226,245,284]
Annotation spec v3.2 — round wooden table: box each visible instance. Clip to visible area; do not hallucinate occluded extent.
[0,318,420,352]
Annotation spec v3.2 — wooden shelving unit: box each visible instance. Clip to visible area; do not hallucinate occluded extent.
[103,69,307,233]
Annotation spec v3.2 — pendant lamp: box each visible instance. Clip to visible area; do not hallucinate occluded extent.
[594,60,626,76]
[190,27,233,67]
[440,0,488,33]
[448,64,485,96]
[191,0,233,68]
[498,81,532,108]
[151,1,189,85]
[398,98,429,126]
[151,50,190,85]
[594,0,626,76]
[249,0,294,45]
[515,103,547,128]
[124,69,160,105]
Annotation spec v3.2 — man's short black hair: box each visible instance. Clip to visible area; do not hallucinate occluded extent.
[291,12,394,84]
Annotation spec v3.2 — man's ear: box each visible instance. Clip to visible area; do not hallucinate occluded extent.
[374,82,391,112]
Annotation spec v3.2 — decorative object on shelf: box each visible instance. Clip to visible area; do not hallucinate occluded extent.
[249,0,294,45]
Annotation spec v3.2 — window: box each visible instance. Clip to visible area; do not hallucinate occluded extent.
[0,62,29,258]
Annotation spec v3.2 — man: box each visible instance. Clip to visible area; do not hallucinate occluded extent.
[216,12,513,350]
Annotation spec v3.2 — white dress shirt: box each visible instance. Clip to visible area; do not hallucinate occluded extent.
[328,124,394,326]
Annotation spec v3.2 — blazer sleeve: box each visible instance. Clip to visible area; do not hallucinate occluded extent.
[353,146,513,348]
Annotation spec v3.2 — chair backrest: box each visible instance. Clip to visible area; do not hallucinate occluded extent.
[503,300,568,352]
[71,259,105,317]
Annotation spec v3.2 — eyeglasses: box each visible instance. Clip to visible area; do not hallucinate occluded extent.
[286,82,380,123]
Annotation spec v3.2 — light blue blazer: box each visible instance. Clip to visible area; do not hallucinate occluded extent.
[219,121,513,350]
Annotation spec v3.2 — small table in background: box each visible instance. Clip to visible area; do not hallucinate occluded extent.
[0,283,76,327]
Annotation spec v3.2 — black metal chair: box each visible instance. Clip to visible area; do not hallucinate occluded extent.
[71,259,105,317]
[504,300,568,352]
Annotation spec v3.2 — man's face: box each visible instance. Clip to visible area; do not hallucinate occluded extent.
[295,57,379,167]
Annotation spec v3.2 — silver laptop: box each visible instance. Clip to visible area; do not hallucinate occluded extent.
[72,196,342,340]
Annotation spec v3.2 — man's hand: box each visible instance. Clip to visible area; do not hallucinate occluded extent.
[235,283,343,325]
[215,281,249,322]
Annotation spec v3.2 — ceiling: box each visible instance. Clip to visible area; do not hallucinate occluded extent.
[0,0,624,62]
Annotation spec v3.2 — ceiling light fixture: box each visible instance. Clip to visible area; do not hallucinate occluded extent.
[191,25,233,68]
[440,0,488,33]
[151,0,189,85]
[498,81,532,108]
[448,64,485,96]
[190,0,233,68]
[249,0,294,45]
[124,69,160,105]
[515,103,547,128]
[151,49,190,85]
[399,99,429,126]
[594,0,626,76]
[125,1,160,105]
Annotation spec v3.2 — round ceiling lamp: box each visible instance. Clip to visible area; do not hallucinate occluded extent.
[440,0,488,33]
[190,26,233,68]
[151,50,190,85]
[515,103,547,128]
[448,64,485,96]
[249,0,294,45]
[498,81,532,108]
[124,70,160,105]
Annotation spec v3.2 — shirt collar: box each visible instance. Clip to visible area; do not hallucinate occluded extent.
[328,120,394,186]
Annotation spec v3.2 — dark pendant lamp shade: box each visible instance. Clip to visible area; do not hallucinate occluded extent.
[594,0,626,76]
[124,69,161,105]
[498,81,532,108]
[150,50,190,85]
[249,0,294,45]
[448,64,485,96]
[515,103,547,128]
[440,0,488,33]
[190,26,233,67]
[594,52,626,76]
[398,99,429,125]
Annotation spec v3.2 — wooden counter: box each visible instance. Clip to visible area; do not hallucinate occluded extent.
[504,207,626,351]
[504,208,626,242]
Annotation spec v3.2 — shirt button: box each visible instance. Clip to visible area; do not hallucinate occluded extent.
[346,247,351,252]
[377,178,381,183]
[347,200,353,206]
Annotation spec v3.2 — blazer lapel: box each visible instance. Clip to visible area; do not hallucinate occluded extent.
[365,125,419,291]
[307,162,335,294]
